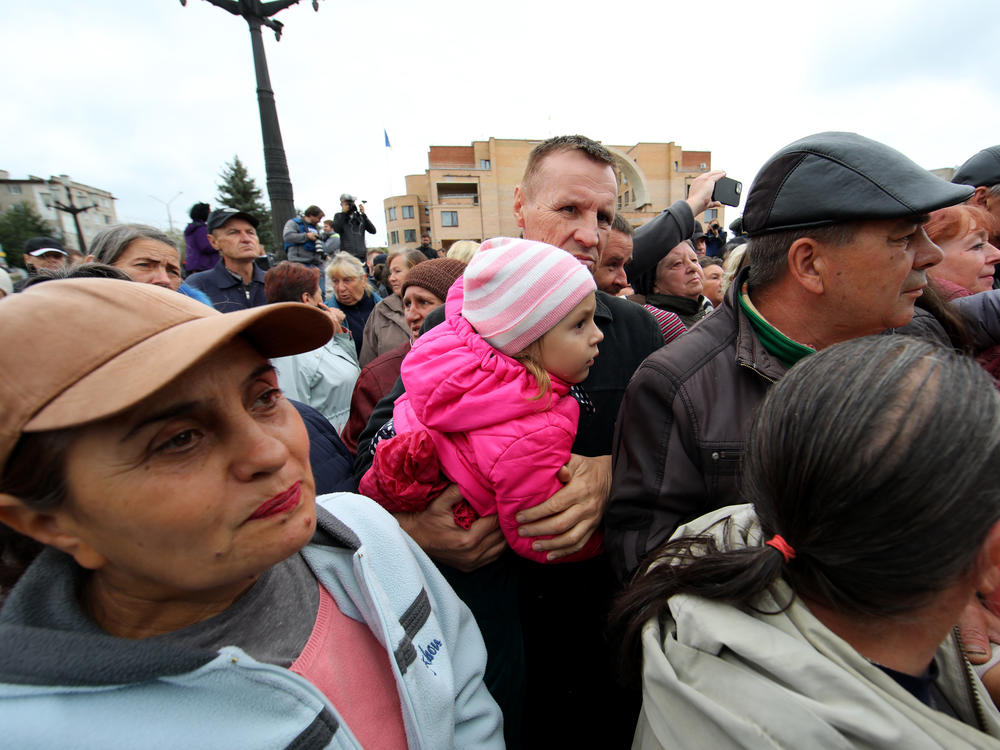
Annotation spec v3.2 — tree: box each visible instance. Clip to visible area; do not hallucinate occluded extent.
[0,202,59,270]
[215,155,275,254]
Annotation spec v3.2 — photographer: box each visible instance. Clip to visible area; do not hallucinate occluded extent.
[282,204,327,294]
[333,193,376,262]
[705,220,727,257]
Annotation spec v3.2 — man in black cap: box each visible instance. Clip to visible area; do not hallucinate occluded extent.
[15,238,69,290]
[952,146,1000,248]
[606,131,972,583]
[184,208,267,312]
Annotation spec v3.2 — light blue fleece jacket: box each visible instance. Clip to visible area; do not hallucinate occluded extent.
[0,493,503,750]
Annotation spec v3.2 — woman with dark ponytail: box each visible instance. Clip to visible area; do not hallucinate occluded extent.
[613,335,1000,748]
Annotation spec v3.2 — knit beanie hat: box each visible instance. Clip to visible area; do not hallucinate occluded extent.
[461,237,596,355]
[401,258,466,303]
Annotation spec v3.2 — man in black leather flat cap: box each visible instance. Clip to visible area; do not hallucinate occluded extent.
[953,146,1000,250]
[607,131,973,582]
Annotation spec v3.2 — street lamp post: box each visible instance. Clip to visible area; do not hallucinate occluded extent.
[149,191,183,232]
[180,0,323,256]
[47,180,97,254]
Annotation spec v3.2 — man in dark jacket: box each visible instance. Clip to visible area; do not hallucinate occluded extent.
[416,233,438,260]
[332,194,376,262]
[606,131,974,583]
[185,208,267,312]
[355,135,669,749]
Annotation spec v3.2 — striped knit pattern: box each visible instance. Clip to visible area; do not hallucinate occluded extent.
[462,237,596,355]
[643,305,687,345]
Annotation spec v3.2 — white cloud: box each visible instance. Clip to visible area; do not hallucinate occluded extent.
[1,0,995,237]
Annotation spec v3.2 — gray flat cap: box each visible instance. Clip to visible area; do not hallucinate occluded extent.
[952,146,1000,188]
[743,132,973,236]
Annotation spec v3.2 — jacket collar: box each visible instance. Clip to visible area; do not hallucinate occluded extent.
[730,267,788,383]
[210,259,265,289]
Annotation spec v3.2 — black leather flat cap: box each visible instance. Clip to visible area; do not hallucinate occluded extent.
[743,132,973,236]
[952,146,1000,187]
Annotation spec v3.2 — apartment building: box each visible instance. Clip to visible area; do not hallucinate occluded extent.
[0,171,118,252]
[383,138,719,252]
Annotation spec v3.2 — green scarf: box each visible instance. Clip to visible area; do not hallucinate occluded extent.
[737,284,815,368]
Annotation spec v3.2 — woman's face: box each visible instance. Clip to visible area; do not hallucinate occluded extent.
[388,255,410,296]
[653,242,704,299]
[403,285,444,339]
[53,338,316,600]
[330,272,366,306]
[929,227,1000,294]
[115,239,183,291]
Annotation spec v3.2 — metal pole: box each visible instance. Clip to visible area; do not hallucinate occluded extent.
[48,180,96,254]
[247,17,294,256]
[149,191,183,232]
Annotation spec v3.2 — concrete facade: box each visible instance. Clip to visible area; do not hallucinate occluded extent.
[0,171,118,253]
[383,138,720,252]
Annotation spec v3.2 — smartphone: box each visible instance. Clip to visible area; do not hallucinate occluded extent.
[712,177,742,207]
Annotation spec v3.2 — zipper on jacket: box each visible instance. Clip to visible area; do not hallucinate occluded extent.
[952,626,991,734]
[352,549,428,750]
[738,361,777,385]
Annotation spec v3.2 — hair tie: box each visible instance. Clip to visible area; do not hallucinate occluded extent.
[765,535,796,563]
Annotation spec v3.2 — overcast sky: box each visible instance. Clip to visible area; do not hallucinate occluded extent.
[3,0,998,243]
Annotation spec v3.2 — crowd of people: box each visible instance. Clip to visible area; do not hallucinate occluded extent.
[3,133,1000,748]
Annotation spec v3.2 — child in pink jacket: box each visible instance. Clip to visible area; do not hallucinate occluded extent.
[360,237,604,563]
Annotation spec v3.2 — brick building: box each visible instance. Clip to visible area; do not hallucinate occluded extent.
[383,138,719,252]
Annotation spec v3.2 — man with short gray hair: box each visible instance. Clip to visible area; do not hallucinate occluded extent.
[607,131,972,582]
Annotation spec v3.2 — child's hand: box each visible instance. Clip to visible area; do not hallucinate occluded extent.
[395,485,505,572]
[516,454,611,561]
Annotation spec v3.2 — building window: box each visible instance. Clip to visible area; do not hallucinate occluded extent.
[674,161,678,172]
[390,230,399,244]
[6,184,21,195]
[387,207,397,221]
[703,208,718,221]
[104,214,112,224]
[402,205,414,219]
[441,211,458,227]
[617,196,622,209]
[404,229,416,243]
[480,159,491,169]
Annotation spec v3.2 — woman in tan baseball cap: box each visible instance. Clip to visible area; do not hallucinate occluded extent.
[0,278,501,748]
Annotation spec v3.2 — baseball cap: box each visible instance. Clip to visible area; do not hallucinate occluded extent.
[742,132,974,236]
[23,237,67,257]
[0,278,332,473]
[206,208,260,232]
[952,146,1000,188]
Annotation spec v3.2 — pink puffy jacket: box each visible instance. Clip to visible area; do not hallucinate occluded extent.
[389,278,602,564]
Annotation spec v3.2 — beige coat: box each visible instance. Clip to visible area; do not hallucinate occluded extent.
[634,504,1000,749]
[359,293,409,367]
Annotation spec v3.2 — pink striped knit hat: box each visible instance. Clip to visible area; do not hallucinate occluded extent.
[461,237,596,355]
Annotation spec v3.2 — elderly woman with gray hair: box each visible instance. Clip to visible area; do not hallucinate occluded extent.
[87,223,211,306]
[325,252,381,357]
